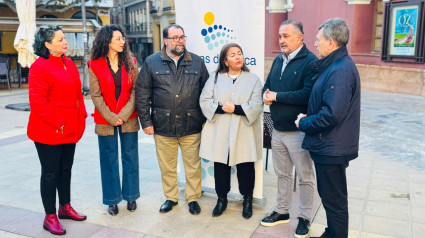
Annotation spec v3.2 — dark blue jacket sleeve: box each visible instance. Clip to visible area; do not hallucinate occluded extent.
[299,69,354,134]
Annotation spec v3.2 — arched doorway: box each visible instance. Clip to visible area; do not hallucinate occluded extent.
[71,11,102,25]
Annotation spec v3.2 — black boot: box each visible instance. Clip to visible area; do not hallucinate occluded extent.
[212,195,228,217]
[242,195,253,219]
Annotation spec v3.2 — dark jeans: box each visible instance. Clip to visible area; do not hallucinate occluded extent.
[314,162,349,238]
[98,127,140,205]
[214,162,255,197]
[35,142,76,214]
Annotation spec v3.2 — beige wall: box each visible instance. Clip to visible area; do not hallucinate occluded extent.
[358,64,425,97]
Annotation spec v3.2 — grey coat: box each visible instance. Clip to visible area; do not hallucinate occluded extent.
[199,71,263,166]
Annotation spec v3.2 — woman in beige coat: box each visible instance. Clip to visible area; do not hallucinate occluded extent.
[199,43,263,219]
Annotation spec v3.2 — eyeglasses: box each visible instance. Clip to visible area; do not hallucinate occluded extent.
[115,36,126,42]
[166,35,187,42]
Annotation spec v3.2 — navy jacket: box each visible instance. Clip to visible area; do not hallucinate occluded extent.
[263,44,317,131]
[299,47,361,161]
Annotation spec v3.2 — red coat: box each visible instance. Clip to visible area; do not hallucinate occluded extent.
[27,55,87,145]
[87,57,137,125]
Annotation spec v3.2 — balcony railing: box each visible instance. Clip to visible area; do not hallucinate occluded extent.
[150,0,175,14]
[124,23,150,35]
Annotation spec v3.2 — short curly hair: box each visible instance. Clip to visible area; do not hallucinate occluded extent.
[33,25,63,59]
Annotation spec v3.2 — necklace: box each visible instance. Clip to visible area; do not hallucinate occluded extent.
[107,56,119,67]
[227,72,241,84]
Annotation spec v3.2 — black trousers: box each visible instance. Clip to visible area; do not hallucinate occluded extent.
[214,162,255,197]
[35,142,76,214]
[314,162,349,238]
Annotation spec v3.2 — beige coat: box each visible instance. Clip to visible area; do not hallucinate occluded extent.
[199,71,263,166]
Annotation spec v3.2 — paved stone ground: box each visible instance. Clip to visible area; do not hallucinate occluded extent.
[0,88,424,238]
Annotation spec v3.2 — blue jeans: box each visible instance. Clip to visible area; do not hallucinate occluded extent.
[98,127,140,205]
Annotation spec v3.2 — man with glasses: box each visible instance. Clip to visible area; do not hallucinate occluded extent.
[136,24,209,215]
[261,19,317,238]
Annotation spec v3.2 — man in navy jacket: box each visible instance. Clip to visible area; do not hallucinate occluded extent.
[261,19,317,238]
[295,18,361,238]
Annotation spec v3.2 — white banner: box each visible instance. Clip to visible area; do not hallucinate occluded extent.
[175,0,265,199]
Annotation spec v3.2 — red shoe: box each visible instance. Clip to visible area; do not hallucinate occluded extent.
[43,214,66,235]
[58,203,87,221]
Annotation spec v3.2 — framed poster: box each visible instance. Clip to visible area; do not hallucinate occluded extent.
[389,5,419,56]
[382,1,425,63]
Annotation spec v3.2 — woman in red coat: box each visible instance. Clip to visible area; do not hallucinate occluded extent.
[28,25,87,235]
[88,25,139,216]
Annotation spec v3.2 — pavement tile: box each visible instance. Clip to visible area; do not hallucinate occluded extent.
[147,217,207,238]
[411,206,425,224]
[408,173,425,184]
[113,211,173,234]
[348,230,360,238]
[362,215,410,238]
[0,206,33,227]
[346,167,372,178]
[0,187,33,205]
[0,174,33,190]
[360,232,399,238]
[35,219,103,238]
[71,183,103,202]
[251,232,281,238]
[348,186,368,200]
[312,206,327,226]
[365,200,409,220]
[309,223,327,237]
[346,176,371,188]
[348,198,366,215]
[370,169,408,182]
[368,189,410,205]
[348,212,362,231]
[412,223,425,238]
[6,192,44,213]
[0,211,45,237]
[198,223,253,238]
[369,178,409,193]
[373,161,410,172]
[90,227,145,238]
[0,230,28,238]
[12,175,42,193]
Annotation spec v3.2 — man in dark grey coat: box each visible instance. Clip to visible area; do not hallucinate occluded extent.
[296,18,361,238]
[135,24,209,215]
[261,19,317,238]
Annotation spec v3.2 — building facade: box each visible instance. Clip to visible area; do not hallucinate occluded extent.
[0,0,112,85]
[111,0,154,64]
[264,0,425,97]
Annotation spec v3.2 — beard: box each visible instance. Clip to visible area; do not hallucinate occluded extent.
[170,45,185,56]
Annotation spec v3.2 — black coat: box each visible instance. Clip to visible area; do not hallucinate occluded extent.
[299,47,361,160]
[263,44,317,131]
[135,48,209,137]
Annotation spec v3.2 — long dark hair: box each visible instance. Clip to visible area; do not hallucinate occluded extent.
[33,25,63,59]
[216,43,250,74]
[90,25,136,80]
